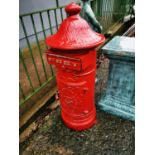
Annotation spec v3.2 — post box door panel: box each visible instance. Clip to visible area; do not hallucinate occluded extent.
[56,73,93,116]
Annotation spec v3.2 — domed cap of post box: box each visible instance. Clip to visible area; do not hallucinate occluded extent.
[46,2,105,51]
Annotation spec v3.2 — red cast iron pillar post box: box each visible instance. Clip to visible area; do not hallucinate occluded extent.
[45,3,105,131]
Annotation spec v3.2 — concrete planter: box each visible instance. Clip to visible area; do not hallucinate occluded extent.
[98,36,135,121]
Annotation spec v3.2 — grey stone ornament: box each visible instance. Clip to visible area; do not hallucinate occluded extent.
[98,36,135,121]
[81,0,103,33]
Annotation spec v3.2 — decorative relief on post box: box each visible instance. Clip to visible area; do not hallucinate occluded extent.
[59,86,88,115]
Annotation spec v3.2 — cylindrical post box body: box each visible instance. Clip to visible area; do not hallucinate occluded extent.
[45,2,105,131]
[56,51,96,130]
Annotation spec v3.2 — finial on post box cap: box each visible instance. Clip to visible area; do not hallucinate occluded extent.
[65,2,81,16]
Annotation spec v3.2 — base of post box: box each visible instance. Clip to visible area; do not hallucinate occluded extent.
[61,110,96,131]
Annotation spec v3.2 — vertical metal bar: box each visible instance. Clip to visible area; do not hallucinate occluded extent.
[99,0,102,17]
[30,14,48,80]
[47,10,55,76]
[105,12,108,31]
[47,10,53,35]
[55,0,60,29]
[92,0,95,15]
[54,9,58,31]
[108,0,113,27]
[107,0,111,28]
[60,8,63,22]
[56,0,59,7]
[93,0,97,16]
[121,0,125,18]
[101,0,104,17]
[113,0,119,22]
[20,17,42,86]
[19,82,25,99]
[96,0,99,16]
[19,48,34,91]
[39,12,47,43]
[90,0,95,12]
[39,12,54,75]
[123,0,127,16]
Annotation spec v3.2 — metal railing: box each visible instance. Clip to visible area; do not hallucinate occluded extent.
[19,0,134,107]
[91,0,135,33]
[19,5,66,106]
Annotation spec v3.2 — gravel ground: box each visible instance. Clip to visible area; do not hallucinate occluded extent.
[20,107,134,155]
